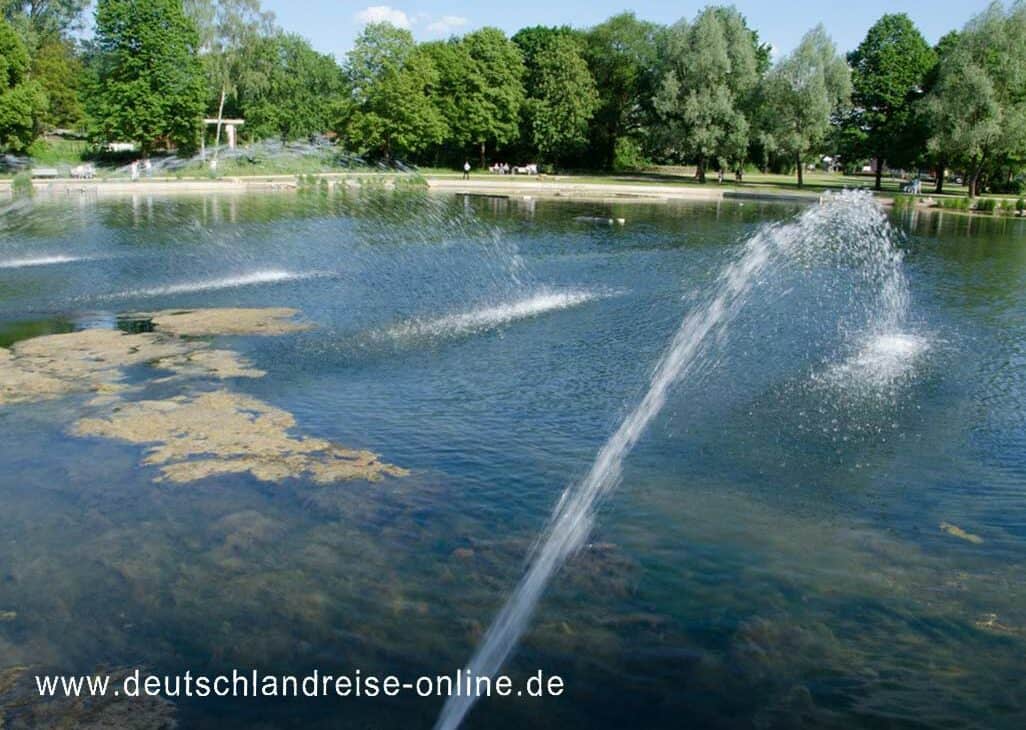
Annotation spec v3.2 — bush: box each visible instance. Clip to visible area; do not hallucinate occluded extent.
[892,194,916,212]
[975,198,998,213]
[612,137,648,172]
[11,171,33,198]
[1016,197,1025,214]
[935,196,970,210]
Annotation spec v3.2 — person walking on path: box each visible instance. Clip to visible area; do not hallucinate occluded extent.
[463,160,471,180]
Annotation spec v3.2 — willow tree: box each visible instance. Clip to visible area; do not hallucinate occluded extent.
[654,7,761,182]
[762,25,851,187]
[924,3,1026,197]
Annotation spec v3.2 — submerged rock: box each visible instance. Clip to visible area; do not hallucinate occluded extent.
[73,390,408,485]
[939,522,983,545]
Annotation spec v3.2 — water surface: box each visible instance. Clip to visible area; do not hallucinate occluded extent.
[0,190,1023,729]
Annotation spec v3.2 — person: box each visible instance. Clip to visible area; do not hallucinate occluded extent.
[130,161,139,181]
[463,160,470,180]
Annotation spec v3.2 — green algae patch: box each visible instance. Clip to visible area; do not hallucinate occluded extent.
[2,309,407,486]
[139,307,311,337]
[73,390,408,485]
[0,327,260,406]
[939,522,984,544]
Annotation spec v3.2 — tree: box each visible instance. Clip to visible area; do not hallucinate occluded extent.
[89,0,206,154]
[0,17,46,151]
[185,0,275,154]
[340,23,446,160]
[31,37,83,129]
[654,7,760,182]
[526,34,598,162]
[761,25,851,187]
[429,28,524,168]
[924,3,1026,196]
[0,0,87,47]
[235,32,343,142]
[846,14,935,189]
[584,13,662,169]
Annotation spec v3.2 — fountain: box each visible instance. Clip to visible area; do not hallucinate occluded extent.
[436,190,920,729]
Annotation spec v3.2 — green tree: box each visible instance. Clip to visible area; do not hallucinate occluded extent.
[925,3,1026,196]
[340,23,446,160]
[89,0,206,154]
[0,17,46,150]
[525,34,598,162]
[654,7,761,182]
[185,0,275,153]
[584,12,662,169]
[235,32,343,142]
[0,0,86,47]
[846,14,935,189]
[762,25,851,187]
[31,37,83,129]
[436,27,524,167]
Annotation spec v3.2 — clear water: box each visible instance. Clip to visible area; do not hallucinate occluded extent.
[1,190,1024,729]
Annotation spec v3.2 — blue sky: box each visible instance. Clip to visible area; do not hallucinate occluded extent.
[262,0,996,62]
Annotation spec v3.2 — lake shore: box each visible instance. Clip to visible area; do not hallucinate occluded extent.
[0,172,832,205]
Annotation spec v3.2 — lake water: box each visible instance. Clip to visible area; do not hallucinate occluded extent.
[0,189,1023,729]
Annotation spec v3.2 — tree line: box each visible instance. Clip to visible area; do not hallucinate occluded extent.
[2,0,1025,195]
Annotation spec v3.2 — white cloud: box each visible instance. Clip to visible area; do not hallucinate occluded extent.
[354,5,411,29]
[425,15,468,35]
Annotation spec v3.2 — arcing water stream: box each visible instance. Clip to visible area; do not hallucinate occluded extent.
[436,191,921,729]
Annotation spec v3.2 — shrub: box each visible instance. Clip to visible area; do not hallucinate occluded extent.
[975,198,997,213]
[11,171,33,198]
[612,136,648,172]
[935,196,970,210]
[1016,197,1025,215]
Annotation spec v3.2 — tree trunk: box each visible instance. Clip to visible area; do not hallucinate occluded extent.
[697,156,706,184]
[213,85,227,161]
[796,152,804,188]
[479,141,486,170]
[874,156,883,191]
[935,162,945,194]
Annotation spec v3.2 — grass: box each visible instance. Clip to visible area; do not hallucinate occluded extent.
[25,138,88,167]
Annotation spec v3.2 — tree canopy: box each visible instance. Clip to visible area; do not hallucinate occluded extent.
[89,0,207,154]
[846,13,935,189]
[761,25,852,186]
[0,16,46,151]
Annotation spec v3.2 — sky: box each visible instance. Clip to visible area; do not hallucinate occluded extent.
[262,0,997,62]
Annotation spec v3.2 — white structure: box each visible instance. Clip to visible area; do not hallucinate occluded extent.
[202,118,245,154]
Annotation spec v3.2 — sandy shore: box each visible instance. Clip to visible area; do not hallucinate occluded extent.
[0,172,830,204]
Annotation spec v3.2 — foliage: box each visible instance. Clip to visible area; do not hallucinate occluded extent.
[0,0,86,47]
[524,34,598,162]
[924,3,1026,196]
[340,23,446,159]
[184,0,275,143]
[583,12,662,169]
[654,7,761,181]
[11,169,32,196]
[235,32,343,142]
[31,37,83,128]
[845,14,935,188]
[89,0,207,154]
[430,27,525,166]
[0,17,46,151]
[760,25,851,186]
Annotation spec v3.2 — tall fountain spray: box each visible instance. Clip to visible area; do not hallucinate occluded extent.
[436,191,915,730]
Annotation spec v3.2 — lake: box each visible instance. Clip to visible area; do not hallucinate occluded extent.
[0,188,1023,729]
